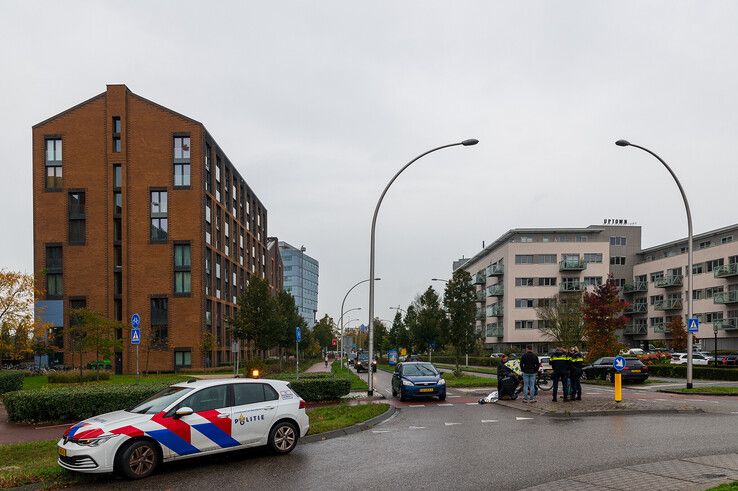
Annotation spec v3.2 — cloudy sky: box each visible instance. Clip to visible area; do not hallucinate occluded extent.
[2,1,737,326]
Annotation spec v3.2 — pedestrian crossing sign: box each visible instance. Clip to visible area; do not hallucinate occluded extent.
[131,328,141,345]
[688,317,699,333]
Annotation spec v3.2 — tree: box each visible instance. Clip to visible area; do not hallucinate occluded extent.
[273,290,302,369]
[443,269,476,372]
[536,293,585,347]
[68,308,121,379]
[372,318,388,356]
[232,277,276,357]
[668,317,688,352]
[404,305,418,353]
[387,310,411,352]
[312,315,335,350]
[200,329,216,368]
[0,271,38,364]
[413,286,446,355]
[581,277,627,361]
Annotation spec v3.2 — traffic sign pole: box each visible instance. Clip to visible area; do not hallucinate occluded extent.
[295,327,301,381]
[131,313,141,385]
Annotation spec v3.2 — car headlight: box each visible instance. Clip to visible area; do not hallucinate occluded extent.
[372,360,377,365]
[73,434,120,447]
[437,378,445,385]
[402,379,414,386]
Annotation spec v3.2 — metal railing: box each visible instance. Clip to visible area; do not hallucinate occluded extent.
[654,275,683,288]
[486,284,504,296]
[473,272,486,285]
[715,263,738,279]
[623,281,648,294]
[624,323,648,335]
[485,325,503,338]
[559,258,586,271]
[486,264,504,276]
[559,281,585,293]
[653,323,670,334]
[714,291,738,304]
[654,298,683,310]
[486,304,503,317]
[623,303,647,314]
[713,318,738,330]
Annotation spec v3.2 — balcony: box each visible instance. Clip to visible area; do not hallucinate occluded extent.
[559,281,585,293]
[623,281,648,294]
[714,291,738,305]
[654,298,683,311]
[486,284,504,297]
[475,310,486,321]
[559,258,586,271]
[486,304,503,317]
[475,290,486,302]
[473,272,486,285]
[714,318,738,330]
[486,264,504,277]
[653,323,670,334]
[715,263,738,279]
[654,275,683,288]
[624,323,648,335]
[485,325,503,338]
[623,303,647,315]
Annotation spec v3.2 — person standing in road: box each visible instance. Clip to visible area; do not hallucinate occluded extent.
[519,345,540,403]
[569,346,584,401]
[550,347,571,402]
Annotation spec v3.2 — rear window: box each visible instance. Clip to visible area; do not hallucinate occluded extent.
[625,359,644,367]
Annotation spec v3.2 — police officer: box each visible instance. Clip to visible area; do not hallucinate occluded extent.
[549,347,571,402]
[569,346,584,401]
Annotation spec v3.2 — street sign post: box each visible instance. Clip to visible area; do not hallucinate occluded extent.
[388,349,398,366]
[295,327,301,380]
[613,355,625,402]
[688,317,699,333]
[232,341,241,376]
[131,313,141,384]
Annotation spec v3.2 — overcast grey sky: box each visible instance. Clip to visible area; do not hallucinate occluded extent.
[2,1,737,325]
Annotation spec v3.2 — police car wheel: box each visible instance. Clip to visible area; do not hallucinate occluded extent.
[117,440,159,479]
[269,422,298,454]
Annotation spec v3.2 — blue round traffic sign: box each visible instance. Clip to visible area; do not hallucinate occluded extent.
[131,313,141,329]
[613,355,626,371]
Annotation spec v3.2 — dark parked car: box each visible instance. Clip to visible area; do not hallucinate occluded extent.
[391,362,446,401]
[354,351,376,373]
[721,353,738,366]
[582,357,649,382]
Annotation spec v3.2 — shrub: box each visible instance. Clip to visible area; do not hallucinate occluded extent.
[244,358,266,378]
[2,383,171,423]
[647,364,738,381]
[0,371,24,394]
[47,370,111,384]
[289,378,350,401]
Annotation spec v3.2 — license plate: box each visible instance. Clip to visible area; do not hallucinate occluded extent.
[58,447,67,457]
[419,388,434,393]
[631,370,641,373]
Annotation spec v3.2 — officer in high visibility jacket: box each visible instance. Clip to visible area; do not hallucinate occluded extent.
[549,347,571,402]
[568,347,584,401]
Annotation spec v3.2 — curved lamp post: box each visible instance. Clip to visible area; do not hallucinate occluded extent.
[367,139,479,395]
[616,139,694,389]
[339,279,380,368]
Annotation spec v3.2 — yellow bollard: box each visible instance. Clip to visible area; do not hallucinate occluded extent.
[614,372,622,402]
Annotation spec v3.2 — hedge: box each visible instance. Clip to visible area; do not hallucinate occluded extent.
[48,370,111,384]
[289,378,350,401]
[647,364,738,381]
[0,371,24,394]
[431,356,498,367]
[2,383,171,423]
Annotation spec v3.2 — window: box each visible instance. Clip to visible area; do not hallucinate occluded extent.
[113,165,122,189]
[515,255,534,264]
[706,258,724,272]
[612,278,626,288]
[204,144,212,192]
[215,157,222,202]
[114,218,122,242]
[651,271,664,282]
[112,117,121,152]
[584,253,602,263]
[174,243,191,294]
[538,277,557,286]
[610,236,627,246]
[515,277,534,287]
[150,190,168,242]
[699,240,712,250]
[693,263,704,274]
[515,320,534,329]
[576,235,588,242]
[179,385,228,413]
[173,136,191,187]
[536,254,557,264]
[233,383,268,405]
[68,192,85,244]
[114,191,122,216]
[705,286,724,299]
[45,245,62,298]
[722,236,734,244]
[584,276,602,286]
[692,289,704,300]
[520,236,533,243]
[610,256,626,265]
[151,297,168,346]
[515,299,535,308]
[650,295,663,305]
[45,138,63,190]
[174,350,192,368]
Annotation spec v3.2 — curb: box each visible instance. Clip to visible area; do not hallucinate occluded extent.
[658,389,738,397]
[302,405,397,444]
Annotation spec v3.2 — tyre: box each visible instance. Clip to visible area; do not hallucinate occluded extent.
[438,393,446,401]
[116,440,159,480]
[268,421,299,454]
[399,391,407,402]
[392,387,397,397]
[537,375,553,392]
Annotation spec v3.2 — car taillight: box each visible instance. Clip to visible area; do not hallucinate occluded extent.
[622,366,630,370]
[642,366,648,371]
[299,399,306,410]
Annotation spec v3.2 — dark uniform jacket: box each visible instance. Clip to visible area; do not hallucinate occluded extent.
[569,351,584,377]
[550,349,571,375]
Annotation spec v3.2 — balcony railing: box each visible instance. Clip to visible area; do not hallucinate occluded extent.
[714,318,738,330]
[475,310,486,321]
[473,272,486,285]
[624,323,648,335]
[475,290,486,302]
[486,304,503,317]
[715,263,738,279]
[485,325,503,338]
[560,281,585,293]
[559,258,586,271]
[623,303,647,314]
[714,291,738,305]
[486,284,504,297]
[653,323,670,334]
[654,298,683,311]
[623,281,648,294]
[486,264,504,276]
[654,275,683,288]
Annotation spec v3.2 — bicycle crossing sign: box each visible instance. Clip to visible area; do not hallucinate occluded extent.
[688,317,699,333]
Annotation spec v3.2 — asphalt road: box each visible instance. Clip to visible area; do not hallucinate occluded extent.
[72,368,738,490]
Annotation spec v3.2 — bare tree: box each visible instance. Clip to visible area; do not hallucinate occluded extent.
[535,293,585,348]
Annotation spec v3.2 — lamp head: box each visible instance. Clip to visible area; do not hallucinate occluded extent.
[461,139,479,146]
[615,140,630,147]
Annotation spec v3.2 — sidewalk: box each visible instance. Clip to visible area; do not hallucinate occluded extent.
[0,402,64,444]
[496,395,703,417]
[305,361,331,373]
[523,453,738,490]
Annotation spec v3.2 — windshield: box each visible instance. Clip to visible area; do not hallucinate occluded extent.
[402,364,438,376]
[358,353,369,361]
[127,386,193,414]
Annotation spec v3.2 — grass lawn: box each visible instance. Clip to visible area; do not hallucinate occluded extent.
[443,374,497,387]
[22,373,193,391]
[434,363,497,375]
[708,483,738,490]
[664,386,738,395]
[306,403,389,435]
[331,362,369,391]
[0,439,91,489]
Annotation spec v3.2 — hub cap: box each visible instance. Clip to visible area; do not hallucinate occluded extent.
[274,425,296,451]
[129,445,155,476]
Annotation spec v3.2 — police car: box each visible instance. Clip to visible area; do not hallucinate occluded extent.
[57,378,309,479]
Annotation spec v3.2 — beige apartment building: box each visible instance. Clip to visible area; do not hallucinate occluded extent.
[625,224,738,352]
[458,224,641,353]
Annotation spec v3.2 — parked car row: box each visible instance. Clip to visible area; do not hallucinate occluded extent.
[582,357,649,382]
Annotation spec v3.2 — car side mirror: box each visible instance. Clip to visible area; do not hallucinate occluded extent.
[174,406,194,418]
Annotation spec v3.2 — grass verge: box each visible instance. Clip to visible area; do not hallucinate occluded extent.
[434,363,497,375]
[306,403,389,435]
[331,362,369,390]
[661,386,738,395]
[708,483,738,490]
[0,439,87,489]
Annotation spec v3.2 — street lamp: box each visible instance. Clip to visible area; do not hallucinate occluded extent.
[389,306,406,315]
[367,139,479,396]
[339,278,380,368]
[337,307,361,361]
[616,139,695,389]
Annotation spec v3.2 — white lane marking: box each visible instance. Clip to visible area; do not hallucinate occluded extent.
[515,417,534,421]
[466,402,478,406]
[655,398,669,401]
[447,395,461,398]
[731,411,738,414]
[372,430,390,434]
[444,422,461,426]
[408,404,425,408]
[437,403,454,407]
[585,392,602,395]
[481,419,498,423]
[408,426,426,430]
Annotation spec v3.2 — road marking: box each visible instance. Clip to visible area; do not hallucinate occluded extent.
[731,411,738,414]
[444,422,461,426]
[515,417,533,421]
[447,395,461,398]
[655,398,669,401]
[466,402,478,406]
[585,392,602,395]
[481,419,498,423]
[437,403,454,406]
[408,426,426,430]
[408,404,425,408]
[372,430,390,434]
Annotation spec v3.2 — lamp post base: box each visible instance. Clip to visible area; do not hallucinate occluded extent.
[367,389,374,397]
[687,382,693,389]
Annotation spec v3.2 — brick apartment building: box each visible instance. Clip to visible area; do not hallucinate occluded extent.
[33,84,281,373]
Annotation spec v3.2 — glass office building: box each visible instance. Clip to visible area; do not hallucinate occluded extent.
[279,241,319,328]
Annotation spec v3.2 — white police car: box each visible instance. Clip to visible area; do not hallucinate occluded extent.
[57,378,309,479]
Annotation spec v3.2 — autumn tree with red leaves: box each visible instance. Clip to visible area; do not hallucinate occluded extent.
[668,317,688,352]
[581,276,627,361]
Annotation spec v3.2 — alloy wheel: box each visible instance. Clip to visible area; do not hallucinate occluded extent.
[129,445,155,476]
[274,425,296,451]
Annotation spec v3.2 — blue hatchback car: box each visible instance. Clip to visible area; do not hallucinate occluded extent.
[391,362,446,401]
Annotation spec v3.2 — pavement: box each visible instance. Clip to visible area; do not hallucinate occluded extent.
[0,402,66,444]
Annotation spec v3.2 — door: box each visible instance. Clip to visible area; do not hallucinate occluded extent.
[114,352,123,375]
[230,383,279,446]
[167,384,235,456]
